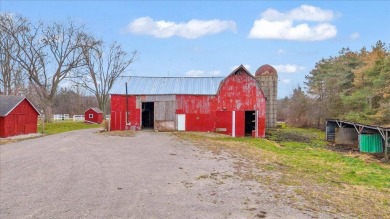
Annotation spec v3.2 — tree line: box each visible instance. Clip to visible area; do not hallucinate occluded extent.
[278,41,390,128]
[0,13,137,121]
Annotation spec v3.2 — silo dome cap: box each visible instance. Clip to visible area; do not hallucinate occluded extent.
[255,64,277,76]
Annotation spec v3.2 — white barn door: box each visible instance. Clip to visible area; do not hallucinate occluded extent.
[177,114,185,131]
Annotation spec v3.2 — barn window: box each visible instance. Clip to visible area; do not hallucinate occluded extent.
[89,114,93,118]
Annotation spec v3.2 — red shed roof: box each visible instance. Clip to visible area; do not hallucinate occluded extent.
[255,64,277,76]
[0,95,40,117]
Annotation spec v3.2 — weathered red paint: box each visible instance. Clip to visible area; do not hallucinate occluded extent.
[185,114,215,132]
[216,111,232,135]
[110,95,141,130]
[110,67,266,137]
[84,108,103,124]
[235,111,245,137]
[176,95,215,132]
[0,99,39,138]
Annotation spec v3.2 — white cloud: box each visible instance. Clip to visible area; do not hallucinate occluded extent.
[273,64,305,73]
[249,5,337,41]
[230,64,251,71]
[281,79,291,84]
[262,5,334,22]
[186,70,221,77]
[126,17,236,39]
[350,32,360,40]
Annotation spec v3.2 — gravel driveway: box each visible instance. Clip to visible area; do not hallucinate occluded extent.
[1,129,332,218]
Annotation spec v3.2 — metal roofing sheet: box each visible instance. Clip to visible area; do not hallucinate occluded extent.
[326,119,390,131]
[114,77,225,95]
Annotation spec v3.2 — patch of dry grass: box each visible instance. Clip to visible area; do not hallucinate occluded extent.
[173,131,390,218]
[0,139,18,145]
[295,185,390,218]
[0,135,44,145]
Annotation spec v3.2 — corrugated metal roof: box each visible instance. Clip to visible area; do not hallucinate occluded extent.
[114,77,225,95]
[0,95,40,116]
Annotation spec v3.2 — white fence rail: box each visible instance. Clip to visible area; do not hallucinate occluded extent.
[53,114,70,121]
[52,114,85,121]
[73,115,85,121]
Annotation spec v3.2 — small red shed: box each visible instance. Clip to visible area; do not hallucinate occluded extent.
[84,107,103,124]
[110,65,267,137]
[0,95,40,138]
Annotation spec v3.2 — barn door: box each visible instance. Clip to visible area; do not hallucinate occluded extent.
[177,114,185,131]
[216,111,232,136]
[235,111,245,137]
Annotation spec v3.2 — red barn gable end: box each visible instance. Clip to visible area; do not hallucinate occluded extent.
[84,107,103,124]
[0,95,40,138]
[110,65,267,137]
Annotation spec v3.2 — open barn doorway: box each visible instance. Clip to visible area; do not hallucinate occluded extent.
[245,111,255,136]
[142,102,154,129]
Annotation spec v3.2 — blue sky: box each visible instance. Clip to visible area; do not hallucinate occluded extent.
[1,1,389,98]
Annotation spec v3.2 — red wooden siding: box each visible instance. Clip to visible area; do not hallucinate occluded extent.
[216,71,265,111]
[110,95,141,131]
[185,114,215,132]
[176,95,215,132]
[215,111,232,135]
[176,95,213,114]
[235,111,245,137]
[110,69,266,137]
[0,99,39,138]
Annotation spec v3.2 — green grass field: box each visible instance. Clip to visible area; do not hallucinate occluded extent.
[253,128,389,189]
[38,121,101,135]
[175,127,390,218]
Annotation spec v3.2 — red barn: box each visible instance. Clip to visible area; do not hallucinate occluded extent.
[84,107,104,124]
[0,95,40,138]
[110,65,267,137]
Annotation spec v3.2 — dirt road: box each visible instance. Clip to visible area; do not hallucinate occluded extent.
[1,129,334,218]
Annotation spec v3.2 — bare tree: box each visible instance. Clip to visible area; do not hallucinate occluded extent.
[0,14,28,95]
[77,40,137,115]
[52,87,98,116]
[1,14,87,121]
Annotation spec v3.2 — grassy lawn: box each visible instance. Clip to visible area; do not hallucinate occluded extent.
[174,127,390,218]
[263,128,389,189]
[38,121,101,135]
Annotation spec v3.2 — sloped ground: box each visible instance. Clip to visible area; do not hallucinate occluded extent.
[175,130,389,219]
[1,129,344,218]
